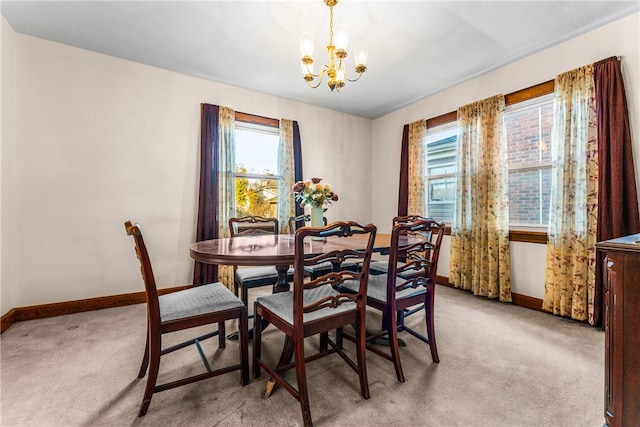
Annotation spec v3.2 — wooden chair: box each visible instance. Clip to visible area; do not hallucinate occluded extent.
[229,216,293,309]
[124,221,249,416]
[253,221,377,427]
[342,215,444,383]
[288,214,359,278]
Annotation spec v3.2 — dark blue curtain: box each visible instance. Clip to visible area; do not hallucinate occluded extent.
[293,121,304,218]
[193,103,219,286]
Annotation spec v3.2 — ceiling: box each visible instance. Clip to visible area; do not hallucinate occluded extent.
[2,1,638,119]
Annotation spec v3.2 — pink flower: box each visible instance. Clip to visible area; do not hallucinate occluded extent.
[311,177,322,184]
[292,181,306,193]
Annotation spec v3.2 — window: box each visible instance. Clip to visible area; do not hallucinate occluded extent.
[505,94,553,229]
[424,122,458,223]
[234,121,279,218]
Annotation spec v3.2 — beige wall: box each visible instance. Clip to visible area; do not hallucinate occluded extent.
[1,16,17,315]
[372,12,640,298]
[1,22,372,312]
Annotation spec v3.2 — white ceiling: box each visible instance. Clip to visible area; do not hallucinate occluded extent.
[2,1,639,119]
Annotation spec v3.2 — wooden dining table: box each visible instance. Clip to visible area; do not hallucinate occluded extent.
[190,232,400,295]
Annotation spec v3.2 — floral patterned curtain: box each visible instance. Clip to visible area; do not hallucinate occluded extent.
[542,65,598,323]
[407,120,426,216]
[216,106,236,288]
[278,119,296,234]
[449,95,512,301]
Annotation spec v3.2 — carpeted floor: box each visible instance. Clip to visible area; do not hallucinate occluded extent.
[0,285,604,426]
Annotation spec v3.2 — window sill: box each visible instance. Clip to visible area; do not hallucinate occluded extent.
[442,226,547,244]
[509,229,547,244]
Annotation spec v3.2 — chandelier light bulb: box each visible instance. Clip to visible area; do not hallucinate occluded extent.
[300,32,315,57]
[334,30,349,51]
[354,44,368,67]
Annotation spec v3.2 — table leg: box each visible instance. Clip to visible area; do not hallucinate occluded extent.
[273,264,291,293]
[228,264,291,340]
[261,264,293,397]
[262,335,294,399]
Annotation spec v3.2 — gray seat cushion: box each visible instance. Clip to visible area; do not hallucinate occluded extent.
[159,282,244,323]
[256,285,356,326]
[342,274,425,304]
[235,266,294,283]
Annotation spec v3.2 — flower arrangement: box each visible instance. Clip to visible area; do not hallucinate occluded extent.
[292,177,339,208]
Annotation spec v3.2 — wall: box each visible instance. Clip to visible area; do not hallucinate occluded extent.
[1,16,17,315]
[1,29,372,312]
[372,12,640,298]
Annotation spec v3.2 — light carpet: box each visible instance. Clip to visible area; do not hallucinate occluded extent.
[0,285,604,426]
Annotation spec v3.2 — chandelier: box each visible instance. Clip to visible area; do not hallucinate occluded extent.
[299,0,368,92]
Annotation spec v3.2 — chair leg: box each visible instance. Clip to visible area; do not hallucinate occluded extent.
[234,278,240,300]
[253,303,262,379]
[218,321,226,348]
[425,289,439,363]
[138,330,161,417]
[137,320,150,378]
[387,307,405,383]
[238,307,250,385]
[319,332,328,352]
[294,336,313,427]
[355,316,370,400]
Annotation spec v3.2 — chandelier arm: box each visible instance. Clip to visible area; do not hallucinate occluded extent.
[307,77,325,89]
[306,64,330,79]
[342,69,365,83]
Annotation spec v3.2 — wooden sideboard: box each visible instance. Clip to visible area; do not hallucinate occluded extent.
[596,234,640,427]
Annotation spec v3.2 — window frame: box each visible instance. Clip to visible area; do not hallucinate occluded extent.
[504,93,554,231]
[233,112,280,218]
[424,121,458,224]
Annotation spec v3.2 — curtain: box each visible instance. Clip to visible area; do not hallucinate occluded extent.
[542,65,598,322]
[193,104,220,286]
[594,57,640,326]
[278,119,296,233]
[193,103,235,289]
[397,125,410,216]
[407,120,426,216]
[449,95,512,301]
[216,107,236,288]
[292,122,304,219]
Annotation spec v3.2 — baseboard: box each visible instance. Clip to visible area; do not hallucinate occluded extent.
[1,286,190,334]
[435,275,544,312]
[1,309,16,334]
[510,292,544,312]
[2,279,545,334]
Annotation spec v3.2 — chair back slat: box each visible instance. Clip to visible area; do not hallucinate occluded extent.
[229,216,279,237]
[293,221,376,321]
[124,221,161,327]
[387,216,444,298]
[288,214,328,234]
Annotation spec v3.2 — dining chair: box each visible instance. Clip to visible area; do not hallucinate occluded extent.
[341,215,444,383]
[229,216,293,310]
[124,221,249,416]
[288,214,359,278]
[253,221,377,427]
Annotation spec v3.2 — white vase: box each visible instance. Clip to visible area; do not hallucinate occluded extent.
[310,206,324,227]
[310,206,324,240]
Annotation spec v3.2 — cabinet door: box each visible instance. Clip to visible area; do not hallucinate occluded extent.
[603,255,620,425]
